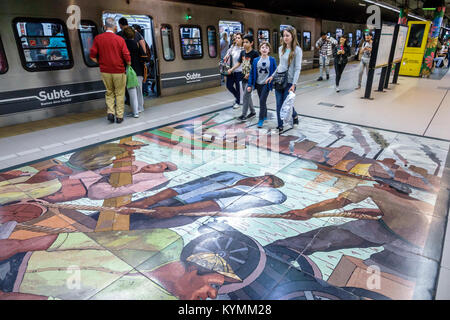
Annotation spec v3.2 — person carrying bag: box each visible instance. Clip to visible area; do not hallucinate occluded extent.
[123,26,145,117]
[266,26,302,133]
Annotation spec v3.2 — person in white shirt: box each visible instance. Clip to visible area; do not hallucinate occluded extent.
[224,33,244,109]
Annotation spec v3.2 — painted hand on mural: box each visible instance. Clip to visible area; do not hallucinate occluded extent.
[285,208,314,220]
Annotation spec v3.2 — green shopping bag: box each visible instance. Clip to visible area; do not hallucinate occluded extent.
[126,65,139,89]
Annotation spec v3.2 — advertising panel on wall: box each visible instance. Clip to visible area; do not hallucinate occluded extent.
[375,24,395,68]
[394,25,409,63]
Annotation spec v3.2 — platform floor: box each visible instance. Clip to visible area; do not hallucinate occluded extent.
[0,63,449,300]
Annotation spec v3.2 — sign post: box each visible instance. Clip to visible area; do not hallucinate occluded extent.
[384,24,400,89]
[391,24,409,85]
[363,28,381,100]
[363,23,396,100]
[375,23,395,93]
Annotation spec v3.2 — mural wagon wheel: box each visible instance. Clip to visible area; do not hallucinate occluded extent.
[264,244,323,279]
[267,280,359,300]
[180,229,266,294]
[0,200,47,224]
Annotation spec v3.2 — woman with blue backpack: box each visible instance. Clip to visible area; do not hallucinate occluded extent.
[247,41,277,128]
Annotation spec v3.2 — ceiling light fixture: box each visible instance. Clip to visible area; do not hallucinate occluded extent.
[363,0,427,21]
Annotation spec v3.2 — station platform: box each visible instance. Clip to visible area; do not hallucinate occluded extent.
[0,63,449,300]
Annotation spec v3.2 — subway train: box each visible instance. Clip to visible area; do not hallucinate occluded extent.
[0,0,366,127]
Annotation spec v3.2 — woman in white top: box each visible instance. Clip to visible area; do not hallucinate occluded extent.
[224,33,244,108]
[267,26,302,133]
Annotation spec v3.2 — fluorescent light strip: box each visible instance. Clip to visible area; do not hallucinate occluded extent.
[363,0,400,13]
[408,13,427,21]
[363,0,427,21]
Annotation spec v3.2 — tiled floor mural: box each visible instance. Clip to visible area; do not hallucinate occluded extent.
[0,107,449,300]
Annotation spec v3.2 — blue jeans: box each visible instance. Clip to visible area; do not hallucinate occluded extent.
[275,83,298,128]
[226,72,243,104]
[255,83,270,121]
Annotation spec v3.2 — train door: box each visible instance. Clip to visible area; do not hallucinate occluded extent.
[219,20,243,46]
[102,12,159,98]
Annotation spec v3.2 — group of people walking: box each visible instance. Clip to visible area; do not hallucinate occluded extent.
[315,32,373,91]
[222,27,375,132]
[222,26,301,133]
[92,18,375,127]
[90,17,152,124]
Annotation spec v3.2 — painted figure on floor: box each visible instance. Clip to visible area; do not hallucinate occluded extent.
[0,143,178,205]
[0,224,377,300]
[273,179,438,292]
[118,171,287,229]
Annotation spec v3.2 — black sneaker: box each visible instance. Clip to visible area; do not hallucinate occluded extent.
[237,115,247,122]
[277,126,284,134]
[107,113,115,123]
[116,117,124,124]
[317,77,323,81]
[246,112,256,119]
[293,117,299,125]
[326,74,330,80]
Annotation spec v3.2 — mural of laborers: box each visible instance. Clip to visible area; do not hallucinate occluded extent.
[0,107,448,301]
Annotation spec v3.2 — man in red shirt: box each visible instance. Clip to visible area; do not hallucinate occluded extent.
[90,18,131,123]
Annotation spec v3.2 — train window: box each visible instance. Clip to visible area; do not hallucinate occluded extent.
[161,24,175,61]
[180,26,203,60]
[280,25,292,33]
[13,18,73,72]
[207,26,217,58]
[257,29,270,46]
[303,31,311,51]
[219,20,243,42]
[336,28,343,41]
[78,20,98,67]
[273,31,278,50]
[348,33,353,47]
[0,36,8,74]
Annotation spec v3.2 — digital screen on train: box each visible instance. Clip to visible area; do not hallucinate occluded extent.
[407,24,426,48]
[15,21,71,69]
[180,27,203,59]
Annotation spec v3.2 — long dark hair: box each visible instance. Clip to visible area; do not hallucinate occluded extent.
[281,26,299,66]
[339,34,349,47]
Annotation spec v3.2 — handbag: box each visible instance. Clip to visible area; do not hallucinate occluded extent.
[138,41,151,63]
[273,71,288,91]
[219,56,231,76]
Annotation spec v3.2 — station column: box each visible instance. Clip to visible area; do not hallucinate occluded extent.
[420,6,446,77]
[398,7,408,25]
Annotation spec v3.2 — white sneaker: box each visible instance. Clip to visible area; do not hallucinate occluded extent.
[335,86,340,92]
[133,114,139,118]
[233,103,240,109]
